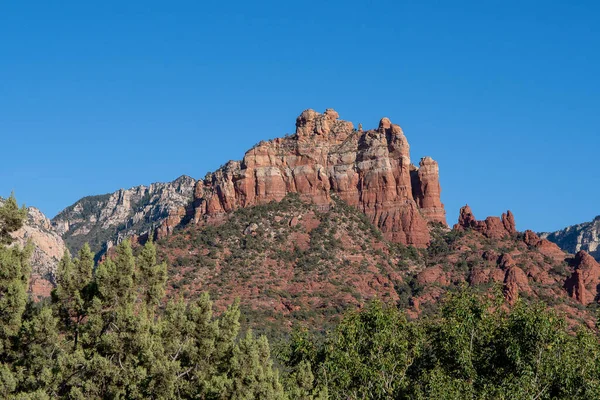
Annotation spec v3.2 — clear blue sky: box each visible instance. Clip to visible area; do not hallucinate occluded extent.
[1,1,599,232]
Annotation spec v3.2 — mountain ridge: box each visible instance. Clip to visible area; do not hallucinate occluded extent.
[540,216,600,261]
[51,174,196,257]
[8,107,600,335]
[50,108,447,259]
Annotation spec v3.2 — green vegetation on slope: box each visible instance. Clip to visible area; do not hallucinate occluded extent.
[156,193,422,336]
[2,195,600,399]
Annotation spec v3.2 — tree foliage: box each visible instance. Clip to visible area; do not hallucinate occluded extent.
[282,290,600,399]
[2,194,600,399]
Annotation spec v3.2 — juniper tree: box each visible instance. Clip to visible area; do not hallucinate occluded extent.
[0,194,31,397]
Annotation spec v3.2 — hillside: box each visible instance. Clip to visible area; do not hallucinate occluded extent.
[36,108,600,334]
[152,193,598,335]
[155,193,411,334]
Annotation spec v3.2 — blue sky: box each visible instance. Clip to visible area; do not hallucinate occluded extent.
[1,1,599,232]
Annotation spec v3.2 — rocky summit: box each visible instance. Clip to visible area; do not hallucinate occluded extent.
[190,109,446,247]
[14,108,600,333]
[52,108,446,255]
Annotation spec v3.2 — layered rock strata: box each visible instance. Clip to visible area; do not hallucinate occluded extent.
[191,109,446,247]
[52,175,196,255]
[565,250,600,305]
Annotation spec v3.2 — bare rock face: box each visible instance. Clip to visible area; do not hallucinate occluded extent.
[191,109,446,247]
[411,157,446,224]
[502,211,516,234]
[523,230,541,246]
[454,206,516,239]
[523,230,565,262]
[51,109,445,254]
[496,253,531,303]
[155,206,188,240]
[52,175,196,256]
[565,250,600,304]
[504,265,531,304]
[540,216,600,261]
[456,205,477,228]
[1,198,67,299]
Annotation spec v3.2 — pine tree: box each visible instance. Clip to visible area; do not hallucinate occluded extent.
[228,331,286,399]
[0,193,27,245]
[14,304,61,396]
[135,238,167,309]
[0,194,31,397]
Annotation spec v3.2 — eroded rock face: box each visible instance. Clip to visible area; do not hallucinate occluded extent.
[541,216,600,261]
[191,109,446,247]
[51,109,445,253]
[52,175,196,256]
[565,250,600,304]
[411,157,446,224]
[523,230,566,263]
[454,206,516,239]
[504,266,531,304]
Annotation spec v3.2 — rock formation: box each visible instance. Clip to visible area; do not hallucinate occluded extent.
[565,250,600,304]
[540,216,600,261]
[411,157,446,224]
[190,109,446,247]
[51,109,446,254]
[499,253,531,304]
[52,175,196,256]
[454,205,516,239]
[523,230,566,263]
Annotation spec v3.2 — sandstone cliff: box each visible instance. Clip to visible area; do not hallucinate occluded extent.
[50,109,446,254]
[540,216,600,261]
[564,250,600,304]
[52,175,196,256]
[191,109,446,247]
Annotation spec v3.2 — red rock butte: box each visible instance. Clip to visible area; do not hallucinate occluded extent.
[183,108,446,247]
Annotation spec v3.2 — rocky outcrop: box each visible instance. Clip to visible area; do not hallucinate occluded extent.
[52,175,196,256]
[503,265,531,304]
[453,205,516,239]
[1,198,67,299]
[51,109,446,253]
[523,230,566,263]
[411,157,446,224]
[540,216,600,261]
[565,250,600,304]
[191,109,446,247]
[497,253,531,304]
